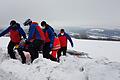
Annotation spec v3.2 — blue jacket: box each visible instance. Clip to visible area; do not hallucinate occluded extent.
[28,22,45,41]
[43,25,55,45]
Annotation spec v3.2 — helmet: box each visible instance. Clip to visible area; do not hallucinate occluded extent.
[10,20,16,26]
[41,21,46,27]
[23,19,32,26]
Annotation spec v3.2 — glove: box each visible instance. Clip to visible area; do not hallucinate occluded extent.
[50,43,53,49]
[19,44,24,49]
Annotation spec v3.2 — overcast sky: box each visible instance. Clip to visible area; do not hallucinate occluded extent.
[0,0,120,27]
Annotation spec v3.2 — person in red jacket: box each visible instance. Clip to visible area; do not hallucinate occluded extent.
[58,29,73,60]
[0,20,27,63]
[41,21,56,61]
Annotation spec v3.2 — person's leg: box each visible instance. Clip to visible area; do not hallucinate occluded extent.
[43,43,51,59]
[37,40,44,51]
[57,48,62,60]
[50,50,59,62]
[17,48,26,64]
[7,41,16,59]
[28,43,36,63]
[42,43,58,61]
[48,50,57,62]
[32,40,40,59]
[63,47,67,56]
[42,44,47,58]
[28,40,43,63]
[51,50,57,58]
[32,40,44,59]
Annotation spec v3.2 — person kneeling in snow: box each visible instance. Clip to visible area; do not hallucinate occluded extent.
[0,20,27,64]
[57,29,74,60]
[23,19,45,63]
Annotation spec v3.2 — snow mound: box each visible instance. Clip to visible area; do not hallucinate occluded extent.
[0,54,120,80]
[0,54,60,80]
[0,68,21,80]
[83,57,120,80]
[0,48,9,63]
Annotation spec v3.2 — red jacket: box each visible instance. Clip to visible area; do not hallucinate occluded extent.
[58,32,73,47]
[0,23,26,43]
[58,35,67,47]
[10,30,21,43]
[52,37,61,50]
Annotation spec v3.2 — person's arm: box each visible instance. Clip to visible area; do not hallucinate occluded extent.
[65,33,74,47]
[49,26,54,32]
[0,27,10,37]
[27,26,35,41]
[48,28,55,45]
[18,25,26,39]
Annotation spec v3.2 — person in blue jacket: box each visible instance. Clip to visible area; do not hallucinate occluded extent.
[23,19,45,62]
[0,20,27,63]
[57,29,73,60]
[41,21,57,61]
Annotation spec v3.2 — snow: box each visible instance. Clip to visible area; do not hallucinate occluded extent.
[87,35,108,39]
[68,38,120,62]
[88,29,105,32]
[0,37,120,80]
[111,36,120,40]
[86,28,120,40]
[0,37,10,49]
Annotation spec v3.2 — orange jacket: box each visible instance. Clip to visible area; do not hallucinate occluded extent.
[52,37,61,51]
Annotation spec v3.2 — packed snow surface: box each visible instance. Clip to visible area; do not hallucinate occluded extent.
[0,37,120,80]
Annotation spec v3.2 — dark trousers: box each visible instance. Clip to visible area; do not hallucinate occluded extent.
[28,40,44,63]
[7,41,26,63]
[43,43,57,61]
[57,47,67,59]
[43,43,51,59]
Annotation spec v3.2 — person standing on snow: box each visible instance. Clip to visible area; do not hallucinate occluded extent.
[40,21,57,61]
[0,20,27,63]
[23,19,45,62]
[57,29,73,59]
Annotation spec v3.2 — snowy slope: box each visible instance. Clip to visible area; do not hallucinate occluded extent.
[1,37,120,62]
[68,38,120,62]
[86,28,120,40]
[0,37,120,80]
[0,54,120,80]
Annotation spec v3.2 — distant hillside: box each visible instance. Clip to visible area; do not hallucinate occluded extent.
[1,27,120,41]
[64,27,120,41]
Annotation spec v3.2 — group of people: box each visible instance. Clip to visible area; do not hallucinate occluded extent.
[0,19,74,64]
